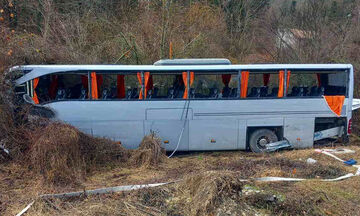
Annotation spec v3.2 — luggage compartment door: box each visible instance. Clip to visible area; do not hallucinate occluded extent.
[284,117,315,148]
[189,120,238,150]
[145,108,192,151]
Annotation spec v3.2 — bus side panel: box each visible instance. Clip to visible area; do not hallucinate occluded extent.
[91,120,144,149]
[145,108,192,151]
[284,117,315,148]
[144,120,189,151]
[189,120,238,150]
[69,120,93,136]
[237,120,247,150]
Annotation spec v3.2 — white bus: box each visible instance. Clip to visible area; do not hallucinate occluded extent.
[12,59,358,152]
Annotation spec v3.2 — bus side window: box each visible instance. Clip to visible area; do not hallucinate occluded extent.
[34,74,87,103]
[192,74,238,99]
[288,73,317,97]
[325,72,347,96]
[125,74,139,99]
[247,73,278,98]
[148,74,183,99]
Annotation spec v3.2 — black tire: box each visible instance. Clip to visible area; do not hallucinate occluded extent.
[249,129,278,153]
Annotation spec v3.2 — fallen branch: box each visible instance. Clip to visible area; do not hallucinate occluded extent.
[40,182,172,199]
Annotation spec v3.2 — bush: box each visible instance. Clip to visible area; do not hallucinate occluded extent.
[29,122,129,185]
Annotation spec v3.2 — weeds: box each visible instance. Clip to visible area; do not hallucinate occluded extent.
[30,122,129,185]
[130,132,167,168]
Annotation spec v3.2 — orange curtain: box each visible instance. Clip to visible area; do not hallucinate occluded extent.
[182,71,194,99]
[278,70,284,97]
[137,72,151,99]
[263,74,270,86]
[278,70,291,97]
[117,75,125,99]
[32,78,39,104]
[144,72,150,99]
[137,72,142,99]
[222,74,232,86]
[91,72,98,99]
[240,71,249,98]
[324,96,345,116]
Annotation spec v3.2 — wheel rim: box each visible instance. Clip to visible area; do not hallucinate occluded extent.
[257,136,270,149]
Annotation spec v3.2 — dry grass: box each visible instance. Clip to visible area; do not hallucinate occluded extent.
[29,122,129,185]
[175,170,245,216]
[129,132,167,168]
[0,144,356,216]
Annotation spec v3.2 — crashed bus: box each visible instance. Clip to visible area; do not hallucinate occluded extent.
[11,59,359,152]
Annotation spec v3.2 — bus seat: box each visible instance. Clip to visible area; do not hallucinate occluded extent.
[230,88,238,98]
[55,89,66,100]
[147,89,153,99]
[153,87,159,98]
[209,88,219,99]
[65,89,72,99]
[310,86,318,96]
[303,87,309,96]
[131,88,138,98]
[290,87,299,97]
[167,88,175,99]
[248,87,260,97]
[310,86,324,96]
[260,86,268,97]
[79,88,87,100]
[248,87,257,97]
[298,87,304,97]
[268,87,278,97]
[176,89,184,98]
[110,87,117,98]
[222,86,231,98]
[190,88,195,98]
[255,88,261,97]
[102,89,109,100]
[126,88,132,99]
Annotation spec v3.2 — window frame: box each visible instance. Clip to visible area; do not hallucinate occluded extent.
[33,68,350,104]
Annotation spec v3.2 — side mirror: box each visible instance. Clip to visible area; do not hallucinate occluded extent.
[23,94,35,105]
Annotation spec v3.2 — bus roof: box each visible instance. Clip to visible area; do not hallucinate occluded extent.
[153,58,232,65]
[13,63,353,85]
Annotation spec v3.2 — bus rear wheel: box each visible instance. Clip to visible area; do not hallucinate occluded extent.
[249,129,278,153]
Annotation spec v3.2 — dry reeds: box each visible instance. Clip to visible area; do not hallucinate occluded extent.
[29,122,129,185]
[130,132,167,168]
[177,171,244,216]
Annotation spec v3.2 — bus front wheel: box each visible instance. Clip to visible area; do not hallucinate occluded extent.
[249,129,278,153]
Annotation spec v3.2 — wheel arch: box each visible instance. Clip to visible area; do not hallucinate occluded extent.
[246,126,283,150]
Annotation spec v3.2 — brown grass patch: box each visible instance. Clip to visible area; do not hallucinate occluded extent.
[174,171,245,216]
[30,122,129,185]
[129,132,167,168]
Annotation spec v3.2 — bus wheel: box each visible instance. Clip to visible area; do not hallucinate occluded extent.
[249,129,278,153]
